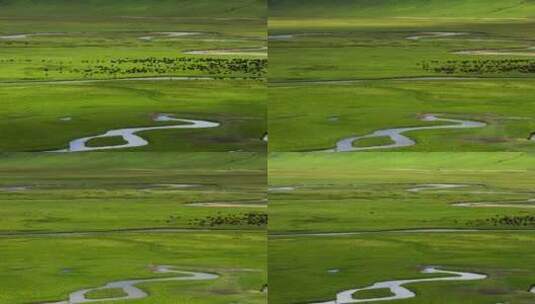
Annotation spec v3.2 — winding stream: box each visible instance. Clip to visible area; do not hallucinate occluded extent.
[407,184,468,192]
[53,114,220,152]
[185,198,268,208]
[406,184,535,208]
[454,47,535,57]
[186,201,267,208]
[183,47,267,57]
[453,198,535,208]
[41,266,219,304]
[139,32,201,41]
[0,32,64,39]
[310,267,486,304]
[406,32,468,40]
[403,31,535,57]
[325,114,486,152]
[268,34,295,41]
[268,186,296,192]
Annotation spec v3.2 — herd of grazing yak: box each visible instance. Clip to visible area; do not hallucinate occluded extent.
[0,56,267,79]
[421,59,535,74]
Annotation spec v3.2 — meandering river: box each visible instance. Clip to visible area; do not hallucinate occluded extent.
[310,267,486,304]
[53,114,220,152]
[325,114,486,152]
[41,266,218,304]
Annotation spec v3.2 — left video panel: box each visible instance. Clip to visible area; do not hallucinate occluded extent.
[0,152,267,303]
[0,0,267,152]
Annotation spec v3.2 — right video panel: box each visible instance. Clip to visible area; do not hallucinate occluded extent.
[269,0,535,152]
[269,152,535,303]
[268,0,535,303]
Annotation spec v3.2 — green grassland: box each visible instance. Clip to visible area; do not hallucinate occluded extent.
[268,1,535,152]
[0,79,266,152]
[269,232,535,304]
[0,153,266,233]
[269,0,535,18]
[0,24,267,81]
[269,152,535,303]
[266,4,535,304]
[0,2,268,303]
[0,153,266,304]
[0,0,266,18]
[269,152,535,233]
[269,79,535,151]
[2,14,266,81]
[0,0,266,152]
[269,18,535,81]
[1,230,267,304]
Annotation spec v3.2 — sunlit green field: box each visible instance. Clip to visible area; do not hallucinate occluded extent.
[269,0,535,18]
[269,152,535,233]
[1,0,266,81]
[0,153,266,233]
[269,18,535,81]
[1,18,266,81]
[269,232,535,304]
[268,0,535,152]
[0,153,266,304]
[0,0,267,152]
[0,79,266,152]
[1,230,267,304]
[269,79,535,151]
[268,152,535,304]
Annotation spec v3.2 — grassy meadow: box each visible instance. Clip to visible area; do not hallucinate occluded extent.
[269,152,535,233]
[0,17,266,81]
[0,152,266,303]
[269,0,535,18]
[0,0,266,152]
[1,230,267,304]
[268,152,535,303]
[268,0,535,151]
[269,232,535,304]
[0,153,266,233]
[0,80,265,152]
[270,79,535,151]
[0,0,266,18]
